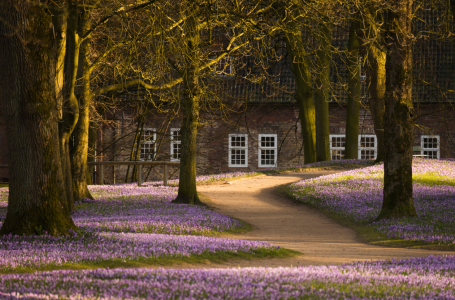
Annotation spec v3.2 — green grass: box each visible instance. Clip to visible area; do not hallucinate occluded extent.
[0,183,8,188]
[413,173,455,186]
[0,247,300,275]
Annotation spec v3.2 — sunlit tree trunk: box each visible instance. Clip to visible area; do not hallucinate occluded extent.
[363,6,386,163]
[378,0,417,220]
[285,20,317,164]
[345,18,361,159]
[365,47,386,163]
[314,19,332,162]
[51,3,75,213]
[172,4,202,204]
[0,0,76,235]
[70,5,94,201]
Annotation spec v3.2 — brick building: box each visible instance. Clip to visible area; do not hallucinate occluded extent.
[0,98,454,184]
[1,10,455,183]
[88,99,455,185]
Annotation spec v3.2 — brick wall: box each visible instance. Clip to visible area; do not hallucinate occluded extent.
[98,103,305,183]
[1,102,455,184]
[328,102,455,158]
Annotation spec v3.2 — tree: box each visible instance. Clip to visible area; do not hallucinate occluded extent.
[169,2,203,204]
[314,16,332,162]
[344,15,361,159]
[284,13,317,164]
[0,0,76,235]
[377,0,417,219]
[64,0,156,204]
[361,2,386,163]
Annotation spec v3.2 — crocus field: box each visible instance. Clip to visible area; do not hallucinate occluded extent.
[1,161,455,298]
[289,158,455,246]
[0,173,281,272]
[1,255,455,299]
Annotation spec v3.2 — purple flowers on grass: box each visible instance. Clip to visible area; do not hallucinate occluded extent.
[0,231,273,271]
[290,158,455,245]
[1,254,454,299]
[0,176,277,271]
[73,190,241,235]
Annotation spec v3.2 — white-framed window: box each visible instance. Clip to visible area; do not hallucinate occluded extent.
[330,134,345,160]
[170,128,181,161]
[229,134,248,167]
[140,128,156,161]
[421,135,440,159]
[358,134,377,159]
[210,56,235,76]
[258,134,277,167]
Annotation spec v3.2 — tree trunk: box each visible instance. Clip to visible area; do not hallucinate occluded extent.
[70,7,94,201]
[377,0,417,220]
[125,121,142,183]
[345,18,361,159]
[0,1,76,235]
[285,25,317,164]
[172,5,202,205]
[51,4,76,213]
[86,121,97,185]
[314,20,332,162]
[132,122,145,183]
[362,7,386,163]
[365,46,386,163]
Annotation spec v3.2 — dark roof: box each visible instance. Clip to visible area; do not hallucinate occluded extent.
[215,9,455,104]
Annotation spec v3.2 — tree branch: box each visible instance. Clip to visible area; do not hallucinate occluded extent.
[81,0,157,41]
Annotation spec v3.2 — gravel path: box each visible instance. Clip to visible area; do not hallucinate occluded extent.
[196,170,455,268]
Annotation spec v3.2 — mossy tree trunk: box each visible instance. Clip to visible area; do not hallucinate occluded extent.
[314,19,332,162]
[171,4,202,205]
[284,21,317,164]
[59,1,81,212]
[365,46,386,163]
[70,5,94,201]
[363,7,386,163]
[377,0,417,220]
[0,0,76,235]
[345,17,361,159]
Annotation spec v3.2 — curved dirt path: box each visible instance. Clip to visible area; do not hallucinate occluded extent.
[196,170,455,268]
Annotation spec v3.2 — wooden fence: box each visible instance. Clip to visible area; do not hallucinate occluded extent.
[87,161,180,186]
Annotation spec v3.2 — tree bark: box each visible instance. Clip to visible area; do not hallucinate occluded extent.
[70,6,94,201]
[345,18,361,159]
[377,0,417,220]
[314,19,332,162]
[285,22,317,164]
[365,46,386,163]
[172,4,202,205]
[86,121,97,185]
[362,6,386,163]
[0,1,76,235]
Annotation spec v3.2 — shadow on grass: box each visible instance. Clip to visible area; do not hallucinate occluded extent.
[0,247,300,275]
